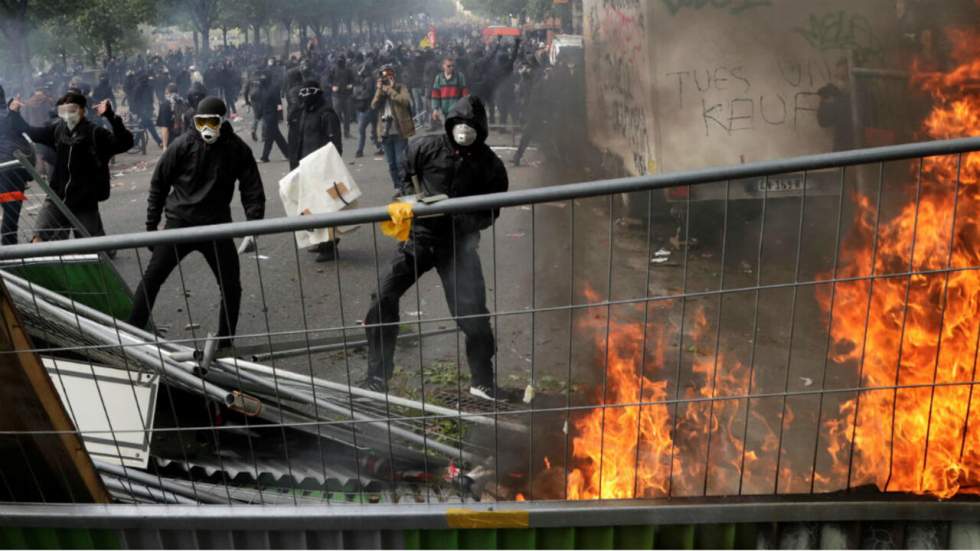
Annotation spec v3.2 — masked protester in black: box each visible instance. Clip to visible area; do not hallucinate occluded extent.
[7,92,133,245]
[288,79,343,167]
[256,74,289,162]
[288,80,344,262]
[0,85,35,245]
[362,96,512,402]
[128,97,265,344]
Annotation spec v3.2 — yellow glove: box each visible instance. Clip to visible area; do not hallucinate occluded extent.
[380,202,415,241]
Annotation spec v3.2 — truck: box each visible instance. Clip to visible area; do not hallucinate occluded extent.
[581,0,904,201]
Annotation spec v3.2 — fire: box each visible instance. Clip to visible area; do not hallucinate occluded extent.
[515,493,526,501]
[565,296,674,500]
[565,292,777,499]
[817,26,980,499]
[544,456,552,471]
[563,23,979,501]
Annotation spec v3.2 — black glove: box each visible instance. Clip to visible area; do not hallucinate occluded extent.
[101,100,115,118]
[145,224,157,252]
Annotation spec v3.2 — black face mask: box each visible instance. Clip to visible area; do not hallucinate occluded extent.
[302,92,320,106]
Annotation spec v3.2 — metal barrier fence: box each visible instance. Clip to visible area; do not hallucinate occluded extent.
[0,136,978,509]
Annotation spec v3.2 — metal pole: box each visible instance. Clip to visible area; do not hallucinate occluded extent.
[224,358,527,434]
[3,281,235,405]
[2,137,978,260]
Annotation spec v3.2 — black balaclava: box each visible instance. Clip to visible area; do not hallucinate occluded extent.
[300,79,322,108]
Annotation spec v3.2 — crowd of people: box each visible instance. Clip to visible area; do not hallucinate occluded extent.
[0,25,584,402]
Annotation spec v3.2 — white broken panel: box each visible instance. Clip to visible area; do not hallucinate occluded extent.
[42,358,158,468]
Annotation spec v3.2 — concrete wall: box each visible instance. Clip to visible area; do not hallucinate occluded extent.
[583,0,899,177]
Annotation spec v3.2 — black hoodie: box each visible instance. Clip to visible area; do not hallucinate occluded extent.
[146,121,265,229]
[403,96,508,244]
[288,94,342,169]
[10,109,133,209]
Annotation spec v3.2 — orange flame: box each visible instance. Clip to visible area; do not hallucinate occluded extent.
[565,291,778,499]
[818,26,980,499]
[564,23,979,501]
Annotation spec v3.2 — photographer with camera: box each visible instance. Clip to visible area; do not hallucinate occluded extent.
[371,64,415,194]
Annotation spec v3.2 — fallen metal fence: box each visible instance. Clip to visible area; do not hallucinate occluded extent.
[0,136,978,512]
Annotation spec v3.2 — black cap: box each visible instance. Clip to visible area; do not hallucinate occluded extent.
[196,96,227,117]
[56,92,87,109]
[302,79,321,89]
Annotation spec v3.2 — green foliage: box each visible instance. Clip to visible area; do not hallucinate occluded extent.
[74,0,156,57]
[461,0,556,21]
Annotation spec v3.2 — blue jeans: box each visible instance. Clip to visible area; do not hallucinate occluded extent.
[411,88,426,120]
[140,117,162,146]
[356,110,379,155]
[381,135,408,191]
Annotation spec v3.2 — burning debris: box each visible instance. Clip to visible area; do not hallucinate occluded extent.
[559,23,980,501]
[819,25,980,499]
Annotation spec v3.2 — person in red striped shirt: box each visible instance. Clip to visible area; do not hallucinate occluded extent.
[431,57,469,124]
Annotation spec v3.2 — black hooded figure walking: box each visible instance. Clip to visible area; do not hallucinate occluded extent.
[256,74,289,162]
[128,97,265,344]
[362,96,511,402]
[287,79,344,263]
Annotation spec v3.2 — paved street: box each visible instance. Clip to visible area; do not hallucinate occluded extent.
[101,108,553,395]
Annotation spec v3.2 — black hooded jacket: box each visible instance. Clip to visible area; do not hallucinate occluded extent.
[288,94,342,169]
[403,96,508,244]
[10,109,133,209]
[146,121,265,229]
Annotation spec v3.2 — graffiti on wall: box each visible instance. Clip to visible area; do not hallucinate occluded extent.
[661,0,773,17]
[665,58,832,137]
[794,10,884,66]
[588,0,653,175]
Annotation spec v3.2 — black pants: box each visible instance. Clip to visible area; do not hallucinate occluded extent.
[364,235,495,386]
[128,230,241,340]
[0,169,28,245]
[261,115,289,161]
[332,95,353,136]
[34,199,106,241]
[514,122,540,164]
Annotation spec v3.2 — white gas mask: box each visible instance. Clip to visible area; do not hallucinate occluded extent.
[58,106,82,131]
[194,115,223,144]
[452,123,477,147]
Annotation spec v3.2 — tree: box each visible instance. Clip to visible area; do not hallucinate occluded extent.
[0,0,77,91]
[460,0,554,23]
[180,0,220,57]
[74,0,156,60]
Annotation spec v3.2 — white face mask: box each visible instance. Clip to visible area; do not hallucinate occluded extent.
[452,123,477,147]
[198,125,220,144]
[58,108,81,131]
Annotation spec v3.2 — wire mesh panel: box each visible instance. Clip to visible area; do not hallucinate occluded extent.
[0,138,977,509]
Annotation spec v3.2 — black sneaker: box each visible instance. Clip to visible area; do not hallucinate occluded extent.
[469,384,514,403]
[315,240,339,262]
[359,377,388,393]
[355,151,364,158]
